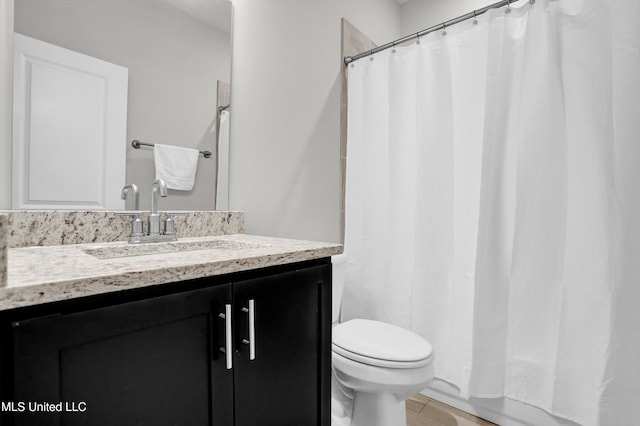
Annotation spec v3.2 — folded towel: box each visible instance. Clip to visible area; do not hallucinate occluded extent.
[153,144,199,190]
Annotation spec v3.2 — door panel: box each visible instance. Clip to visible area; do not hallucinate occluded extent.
[12,284,233,426]
[233,266,325,426]
[12,33,127,209]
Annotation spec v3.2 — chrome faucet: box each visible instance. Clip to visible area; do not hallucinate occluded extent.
[117,179,184,244]
[121,183,139,210]
[117,184,144,239]
[148,179,168,236]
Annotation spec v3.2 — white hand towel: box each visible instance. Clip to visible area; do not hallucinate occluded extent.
[153,144,199,190]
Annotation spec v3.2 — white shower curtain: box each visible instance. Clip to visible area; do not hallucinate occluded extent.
[342,0,640,424]
[216,109,230,210]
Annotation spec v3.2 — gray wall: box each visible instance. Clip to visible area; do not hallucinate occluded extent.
[12,0,231,211]
[229,0,402,243]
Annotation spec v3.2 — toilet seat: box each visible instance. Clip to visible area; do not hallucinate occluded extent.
[332,319,433,369]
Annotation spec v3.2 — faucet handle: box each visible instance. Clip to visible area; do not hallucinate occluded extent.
[115,211,144,238]
[163,211,188,237]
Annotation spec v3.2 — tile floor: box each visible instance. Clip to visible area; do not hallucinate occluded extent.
[406,394,497,426]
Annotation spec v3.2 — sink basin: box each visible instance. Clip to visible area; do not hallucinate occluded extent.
[83,239,264,259]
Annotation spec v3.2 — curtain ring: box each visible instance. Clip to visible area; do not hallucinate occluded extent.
[416,32,421,44]
[506,0,512,13]
[392,41,397,53]
[472,10,478,25]
[441,23,447,36]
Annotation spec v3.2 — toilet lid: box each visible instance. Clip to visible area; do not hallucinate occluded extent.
[332,319,433,366]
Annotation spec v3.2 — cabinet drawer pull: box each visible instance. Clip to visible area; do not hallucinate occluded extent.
[219,304,233,370]
[242,299,256,360]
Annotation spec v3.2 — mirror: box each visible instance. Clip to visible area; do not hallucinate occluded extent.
[11,0,232,211]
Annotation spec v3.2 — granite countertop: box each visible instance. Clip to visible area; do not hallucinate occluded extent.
[1,234,342,311]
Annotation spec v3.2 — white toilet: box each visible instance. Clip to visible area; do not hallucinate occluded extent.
[331,255,434,426]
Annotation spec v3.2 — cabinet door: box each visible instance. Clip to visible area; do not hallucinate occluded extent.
[12,284,233,426]
[232,264,330,426]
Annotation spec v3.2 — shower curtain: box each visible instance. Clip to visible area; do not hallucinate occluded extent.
[341,0,640,424]
[216,109,230,210]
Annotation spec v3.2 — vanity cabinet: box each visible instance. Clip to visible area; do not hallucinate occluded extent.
[232,266,328,426]
[10,284,232,426]
[0,259,331,426]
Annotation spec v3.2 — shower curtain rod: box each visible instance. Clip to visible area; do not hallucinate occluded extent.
[344,0,532,65]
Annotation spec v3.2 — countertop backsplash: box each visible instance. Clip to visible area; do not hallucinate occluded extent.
[0,210,245,248]
[0,214,6,288]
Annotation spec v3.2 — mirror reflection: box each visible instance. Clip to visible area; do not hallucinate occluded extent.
[12,0,232,211]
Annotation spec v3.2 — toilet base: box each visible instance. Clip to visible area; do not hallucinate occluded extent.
[351,391,406,426]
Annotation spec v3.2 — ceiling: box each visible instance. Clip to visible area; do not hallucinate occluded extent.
[157,0,414,34]
[154,0,232,34]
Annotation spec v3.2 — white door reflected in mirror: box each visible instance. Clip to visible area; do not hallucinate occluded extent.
[12,34,127,210]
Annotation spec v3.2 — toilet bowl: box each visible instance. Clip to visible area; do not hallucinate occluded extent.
[332,319,434,426]
[331,255,434,426]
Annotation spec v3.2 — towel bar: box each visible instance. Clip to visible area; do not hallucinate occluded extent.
[131,140,212,159]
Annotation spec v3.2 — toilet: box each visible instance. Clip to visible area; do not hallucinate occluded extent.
[331,255,434,426]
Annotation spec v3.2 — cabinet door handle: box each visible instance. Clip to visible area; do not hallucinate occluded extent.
[241,299,256,360]
[219,304,233,370]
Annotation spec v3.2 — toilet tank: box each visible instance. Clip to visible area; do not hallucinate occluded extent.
[331,254,347,324]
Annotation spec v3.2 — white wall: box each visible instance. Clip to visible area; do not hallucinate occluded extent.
[229,0,401,243]
[0,0,13,209]
[12,0,231,211]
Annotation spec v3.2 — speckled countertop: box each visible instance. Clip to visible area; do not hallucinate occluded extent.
[1,234,342,311]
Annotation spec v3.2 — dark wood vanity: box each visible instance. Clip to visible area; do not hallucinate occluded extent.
[0,259,332,426]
